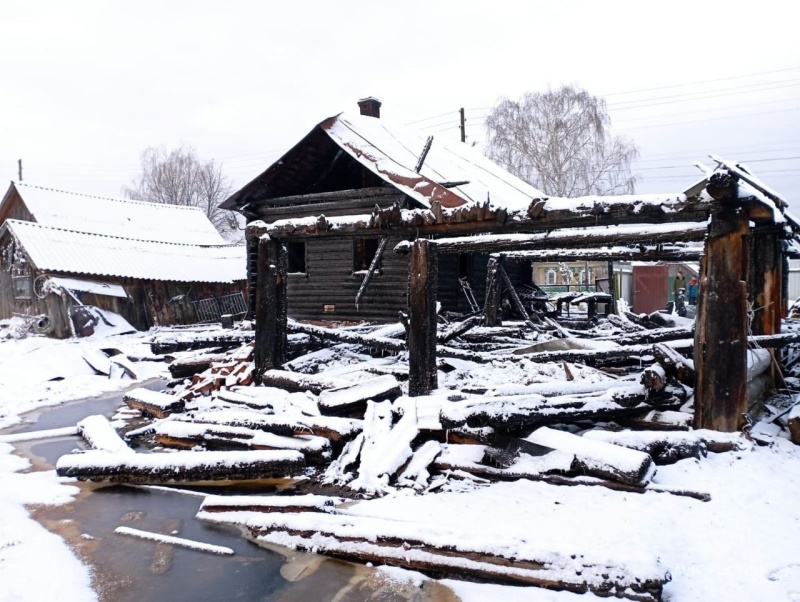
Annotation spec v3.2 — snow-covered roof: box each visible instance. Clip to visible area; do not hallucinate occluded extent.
[224,113,546,213]
[4,182,225,245]
[5,220,245,283]
[321,113,546,211]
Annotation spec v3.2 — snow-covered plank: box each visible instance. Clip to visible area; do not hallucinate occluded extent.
[56,449,305,483]
[349,400,417,494]
[197,509,669,601]
[123,388,185,418]
[114,526,233,555]
[153,422,331,461]
[77,415,134,454]
[396,441,442,490]
[0,426,79,444]
[199,493,343,514]
[526,427,654,486]
[318,375,402,415]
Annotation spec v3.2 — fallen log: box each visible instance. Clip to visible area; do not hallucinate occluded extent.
[56,449,305,483]
[606,313,646,333]
[260,369,351,394]
[318,375,402,415]
[289,321,406,353]
[198,510,670,602]
[525,427,654,486]
[396,440,442,490]
[151,331,254,355]
[598,326,693,346]
[461,326,524,343]
[114,526,234,555]
[436,316,482,344]
[124,388,185,418]
[432,444,710,502]
[168,352,230,379]
[582,429,746,464]
[153,422,331,461]
[183,410,362,443]
[652,343,695,386]
[439,384,655,432]
[620,410,693,431]
[789,404,800,445]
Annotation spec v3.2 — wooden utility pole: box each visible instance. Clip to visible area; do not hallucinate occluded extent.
[459,108,466,143]
[694,172,750,432]
[18,159,22,181]
[408,239,438,396]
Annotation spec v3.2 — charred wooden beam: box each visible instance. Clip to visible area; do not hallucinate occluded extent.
[260,369,351,394]
[437,315,481,344]
[150,332,254,355]
[694,202,750,432]
[395,222,709,255]
[496,245,704,263]
[408,239,438,396]
[56,449,306,483]
[497,263,540,325]
[653,343,695,387]
[254,236,288,384]
[124,388,185,419]
[289,321,406,352]
[483,257,501,327]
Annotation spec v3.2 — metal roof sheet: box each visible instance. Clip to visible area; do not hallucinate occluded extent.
[322,113,546,211]
[6,220,245,283]
[8,182,226,245]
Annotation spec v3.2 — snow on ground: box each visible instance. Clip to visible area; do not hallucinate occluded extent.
[351,433,800,601]
[0,325,169,602]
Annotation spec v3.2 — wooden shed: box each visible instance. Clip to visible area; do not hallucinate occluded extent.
[0,182,247,337]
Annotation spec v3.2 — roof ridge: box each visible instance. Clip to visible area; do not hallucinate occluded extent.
[14,181,206,213]
[4,218,239,249]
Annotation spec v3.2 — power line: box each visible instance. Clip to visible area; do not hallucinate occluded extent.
[404,110,455,125]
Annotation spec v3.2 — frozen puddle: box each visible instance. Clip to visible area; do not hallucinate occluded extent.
[4,390,457,601]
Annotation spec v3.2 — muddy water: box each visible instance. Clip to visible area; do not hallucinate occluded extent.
[6,387,458,602]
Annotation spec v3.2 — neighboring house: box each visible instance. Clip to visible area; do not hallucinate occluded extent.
[222,98,537,322]
[534,262,610,293]
[0,182,247,337]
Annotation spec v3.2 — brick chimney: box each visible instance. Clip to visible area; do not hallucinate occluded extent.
[357,97,381,118]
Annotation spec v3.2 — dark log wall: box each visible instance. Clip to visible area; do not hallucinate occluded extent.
[286,237,409,322]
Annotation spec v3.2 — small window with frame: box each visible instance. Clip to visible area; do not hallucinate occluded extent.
[286,241,307,274]
[12,275,32,299]
[353,238,381,273]
[546,269,557,285]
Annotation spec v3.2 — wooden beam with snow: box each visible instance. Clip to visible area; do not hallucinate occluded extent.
[408,239,438,396]
[124,388,185,418]
[495,244,704,263]
[56,449,306,483]
[395,222,709,256]
[355,236,389,309]
[260,369,351,394]
[197,510,670,601]
[483,256,501,327]
[199,493,343,514]
[318,375,402,415]
[289,320,406,352]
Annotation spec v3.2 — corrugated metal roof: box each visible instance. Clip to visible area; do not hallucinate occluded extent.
[223,113,545,212]
[322,113,545,211]
[6,220,245,283]
[8,182,225,245]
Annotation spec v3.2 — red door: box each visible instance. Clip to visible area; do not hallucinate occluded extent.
[633,265,669,314]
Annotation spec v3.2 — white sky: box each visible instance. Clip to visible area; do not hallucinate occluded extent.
[1,1,798,209]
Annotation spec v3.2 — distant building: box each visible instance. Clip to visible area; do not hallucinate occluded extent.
[0,182,246,337]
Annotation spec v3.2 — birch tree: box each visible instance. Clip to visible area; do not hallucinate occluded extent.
[484,85,638,197]
[123,145,239,239]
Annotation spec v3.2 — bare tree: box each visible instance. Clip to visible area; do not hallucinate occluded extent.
[484,85,639,197]
[123,145,239,239]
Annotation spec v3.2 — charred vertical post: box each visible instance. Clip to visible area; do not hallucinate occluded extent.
[483,257,501,327]
[608,261,616,315]
[749,225,783,337]
[254,236,288,384]
[694,172,750,432]
[408,239,438,396]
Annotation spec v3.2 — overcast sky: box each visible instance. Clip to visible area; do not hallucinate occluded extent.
[1,1,798,210]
